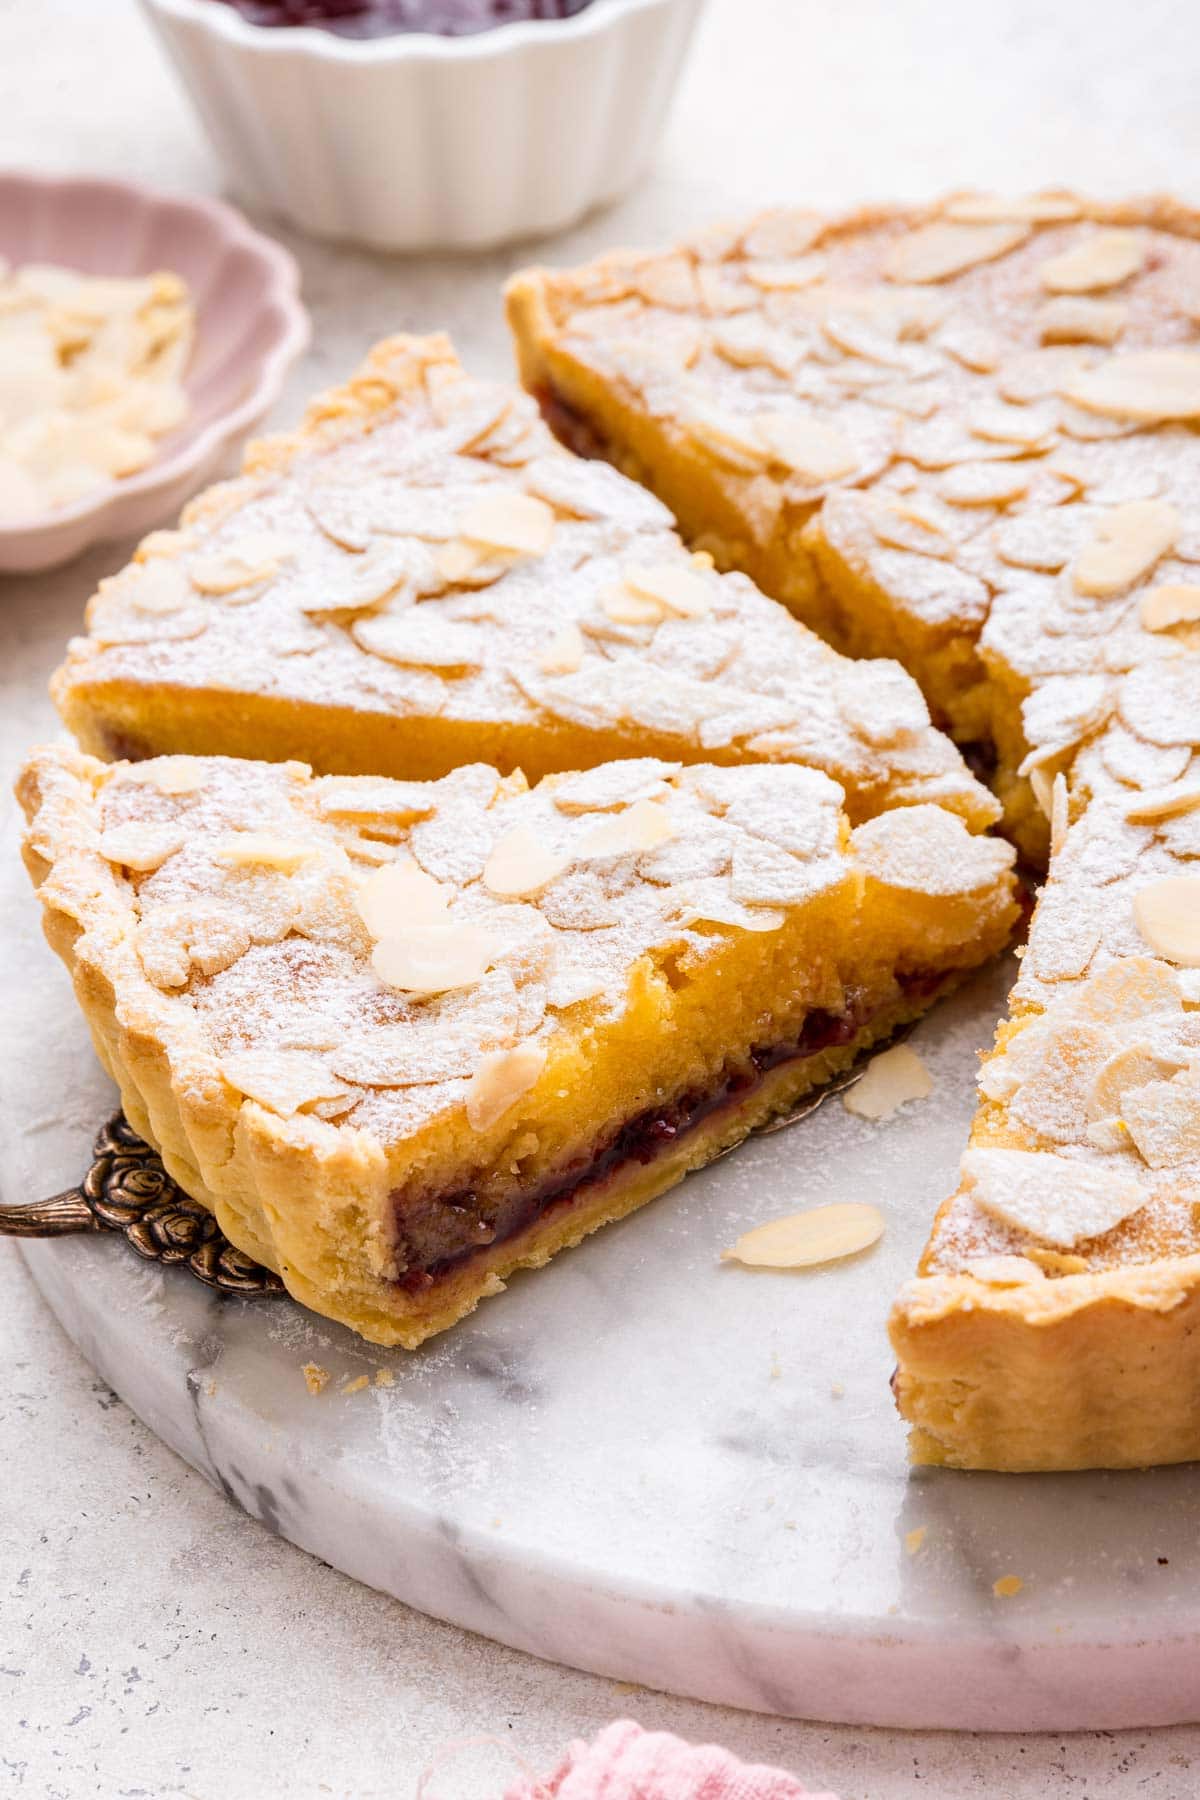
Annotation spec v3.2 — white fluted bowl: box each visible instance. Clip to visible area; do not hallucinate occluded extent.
[140,0,706,252]
[0,171,308,576]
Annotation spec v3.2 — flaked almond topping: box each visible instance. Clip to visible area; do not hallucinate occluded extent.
[962,1145,1144,1248]
[118,757,206,795]
[483,824,572,898]
[1072,498,1179,598]
[352,611,485,669]
[459,489,555,556]
[1037,296,1127,345]
[189,532,293,595]
[579,797,675,859]
[222,1049,353,1118]
[1087,1042,1185,1121]
[1125,782,1200,824]
[370,921,498,994]
[539,622,584,675]
[969,401,1056,447]
[964,1255,1047,1285]
[435,538,486,584]
[212,833,314,872]
[1140,582,1200,631]
[1050,772,1070,858]
[1061,349,1200,422]
[127,561,192,615]
[624,562,712,619]
[755,412,859,483]
[1039,230,1144,294]
[882,220,1030,284]
[1133,876,1200,966]
[96,823,184,871]
[355,856,449,936]
[602,583,665,625]
[1025,1247,1089,1275]
[743,254,827,291]
[842,1043,932,1120]
[721,1202,885,1269]
[683,397,769,471]
[465,1041,547,1132]
[944,192,1081,224]
[938,462,1030,508]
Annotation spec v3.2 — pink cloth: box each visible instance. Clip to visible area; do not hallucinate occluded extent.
[502,1719,840,1800]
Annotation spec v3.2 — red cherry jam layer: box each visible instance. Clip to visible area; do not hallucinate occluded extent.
[211,0,595,38]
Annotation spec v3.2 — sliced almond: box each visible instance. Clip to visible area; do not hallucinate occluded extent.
[944,193,1081,225]
[483,825,572,898]
[683,398,769,471]
[1133,876,1200,966]
[721,1202,885,1269]
[743,254,827,291]
[1140,582,1200,631]
[459,490,555,557]
[624,562,712,619]
[938,462,1031,508]
[464,1041,547,1132]
[222,1049,352,1118]
[1037,296,1127,345]
[580,798,676,859]
[212,833,314,872]
[117,757,206,796]
[126,561,192,615]
[189,532,292,595]
[882,220,1030,284]
[962,1145,1144,1248]
[370,922,497,994]
[539,622,585,675]
[1050,772,1070,858]
[1072,499,1179,598]
[842,1043,932,1120]
[1122,1071,1200,1168]
[1124,783,1200,824]
[1087,1041,1185,1121]
[96,823,184,872]
[755,412,859,483]
[1060,349,1200,423]
[1039,230,1143,294]
[355,856,449,936]
[963,1255,1047,1285]
[435,539,487,584]
[602,583,664,625]
[1025,1246,1090,1275]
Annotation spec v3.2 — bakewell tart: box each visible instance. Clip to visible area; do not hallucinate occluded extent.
[16,745,1017,1346]
[509,195,1200,1468]
[50,333,998,836]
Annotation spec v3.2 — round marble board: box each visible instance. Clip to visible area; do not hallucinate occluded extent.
[6,824,1200,1735]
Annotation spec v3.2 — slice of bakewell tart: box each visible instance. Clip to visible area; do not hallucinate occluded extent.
[50,332,997,836]
[891,766,1200,1471]
[17,745,1017,1347]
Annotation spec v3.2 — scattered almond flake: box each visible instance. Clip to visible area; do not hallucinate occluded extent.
[1072,499,1179,598]
[667,879,785,934]
[1122,1071,1200,1167]
[374,1368,395,1388]
[371,922,498,994]
[1134,876,1200,966]
[483,824,572,898]
[1140,582,1200,632]
[964,1255,1047,1286]
[969,400,1056,447]
[1029,763,1055,824]
[539,621,584,675]
[1037,295,1127,345]
[342,1374,370,1395]
[189,532,293,596]
[938,461,1031,508]
[624,561,712,619]
[1027,1247,1090,1275]
[993,1576,1024,1599]
[905,1527,928,1554]
[312,776,438,824]
[1061,349,1200,422]
[843,1043,933,1120]
[1124,782,1200,824]
[602,582,664,625]
[852,804,1014,897]
[743,254,827,292]
[352,611,485,669]
[721,1202,885,1269]
[944,192,1081,225]
[434,538,486,584]
[86,599,209,646]
[682,395,769,471]
[222,1049,353,1118]
[355,856,449,936]
[961,1146,1145,1248]
[464,1041,547,1132]
[459,489,555,556]
[755,411,859,483]
[1050,773,1070,858]
[553,761,680,816]
[1087,1117,1134,1153]
[579,798,675,859]
[211,833,314,873]
[1040,230,1144,294]
[96,823,184,872]
[882,220,1030,284]
[124,560,192,615]
[302,1363,330,1396]
[1087,1041,1185,1121]
[1117,662,1198,747]
[117,757,206,796]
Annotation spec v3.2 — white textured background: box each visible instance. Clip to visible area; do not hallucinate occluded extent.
[2,1,1199,1794]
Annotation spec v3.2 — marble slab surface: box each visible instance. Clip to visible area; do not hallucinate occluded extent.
[9,789,1200,1731]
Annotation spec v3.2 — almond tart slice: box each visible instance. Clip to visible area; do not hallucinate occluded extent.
[507,193,1200,861]
[51,332,996,835]
[18,745,1016,1348]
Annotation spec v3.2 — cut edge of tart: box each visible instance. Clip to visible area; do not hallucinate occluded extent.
[16,744,1018,1348]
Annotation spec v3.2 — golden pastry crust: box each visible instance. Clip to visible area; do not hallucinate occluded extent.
[18,744,1016,1347]
[51,333,995,834]
[509,195,1200,1468]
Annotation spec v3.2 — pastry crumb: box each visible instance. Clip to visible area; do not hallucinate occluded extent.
[302,1362,331,1395]
[342,1374,370,1395]
[830,1382,845,1399]
[905,1527,927,1555]
[374,1368,395,1388]
[993,1574,1024,1598]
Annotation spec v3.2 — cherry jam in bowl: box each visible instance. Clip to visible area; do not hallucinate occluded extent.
[140,0,705,250]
